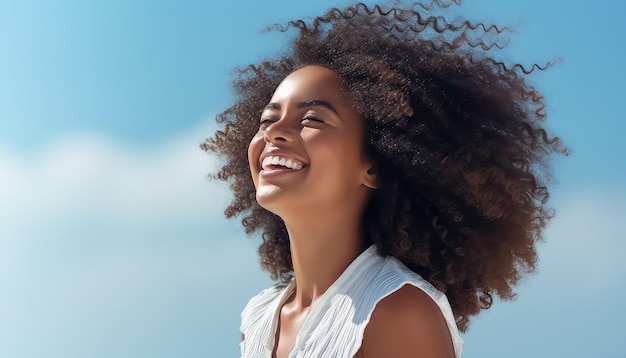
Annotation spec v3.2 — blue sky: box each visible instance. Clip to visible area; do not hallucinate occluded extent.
[0,1,624,357]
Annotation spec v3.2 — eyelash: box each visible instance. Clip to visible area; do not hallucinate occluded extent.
[302,116,323,123]
[258,116,324,126]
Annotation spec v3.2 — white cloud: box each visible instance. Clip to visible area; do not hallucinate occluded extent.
[540,188,625,289]
[0,123,272,357]
[0,126,623,357]
[463,189,626,358]
[0,125,229,228]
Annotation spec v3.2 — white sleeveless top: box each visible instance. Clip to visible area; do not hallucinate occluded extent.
[240,245,463,358]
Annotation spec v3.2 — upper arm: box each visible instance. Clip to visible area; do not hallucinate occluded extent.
[359,284,456,358]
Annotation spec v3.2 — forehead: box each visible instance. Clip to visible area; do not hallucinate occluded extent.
[270,65,348,102]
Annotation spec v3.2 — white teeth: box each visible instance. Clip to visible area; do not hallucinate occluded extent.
[262,155,304,170]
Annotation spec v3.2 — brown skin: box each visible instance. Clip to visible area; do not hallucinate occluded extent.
[247,65,454,357]
[356,285,455,358]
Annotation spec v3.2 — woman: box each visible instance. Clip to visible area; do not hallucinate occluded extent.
[203,2,567,357]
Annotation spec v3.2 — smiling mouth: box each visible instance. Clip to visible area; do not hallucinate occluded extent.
[261,155,306,171]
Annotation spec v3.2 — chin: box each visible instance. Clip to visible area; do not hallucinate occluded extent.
[255,188,284,213]
[255,190,309,219]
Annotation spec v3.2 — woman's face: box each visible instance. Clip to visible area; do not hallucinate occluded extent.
[247,65,375,217]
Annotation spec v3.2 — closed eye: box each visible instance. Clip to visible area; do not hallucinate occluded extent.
[301,116,324,123]
[259,118,276,126]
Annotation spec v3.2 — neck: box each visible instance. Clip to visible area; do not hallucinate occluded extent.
[283,210,366,308]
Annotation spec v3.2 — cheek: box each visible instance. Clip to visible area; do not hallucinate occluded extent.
[307,131,363,164]
[306,136,366,189]
[247,134,264,183]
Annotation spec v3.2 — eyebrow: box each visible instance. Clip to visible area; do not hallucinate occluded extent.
[263,100,339,115]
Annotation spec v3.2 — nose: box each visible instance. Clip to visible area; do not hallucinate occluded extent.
[263,117,295,144]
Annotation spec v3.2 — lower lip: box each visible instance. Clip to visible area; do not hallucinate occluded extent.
[259,167,305,179]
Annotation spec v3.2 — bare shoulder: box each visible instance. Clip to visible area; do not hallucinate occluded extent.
[358,284,456,358]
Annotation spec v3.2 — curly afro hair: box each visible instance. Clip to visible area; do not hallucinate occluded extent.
[201,1,567,332]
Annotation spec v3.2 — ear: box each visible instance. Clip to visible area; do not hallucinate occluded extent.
[363,164,379,189]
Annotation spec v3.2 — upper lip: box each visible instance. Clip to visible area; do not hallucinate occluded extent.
[259,150,308,169]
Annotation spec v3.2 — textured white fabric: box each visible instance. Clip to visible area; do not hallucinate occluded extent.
[240,245,463,358]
